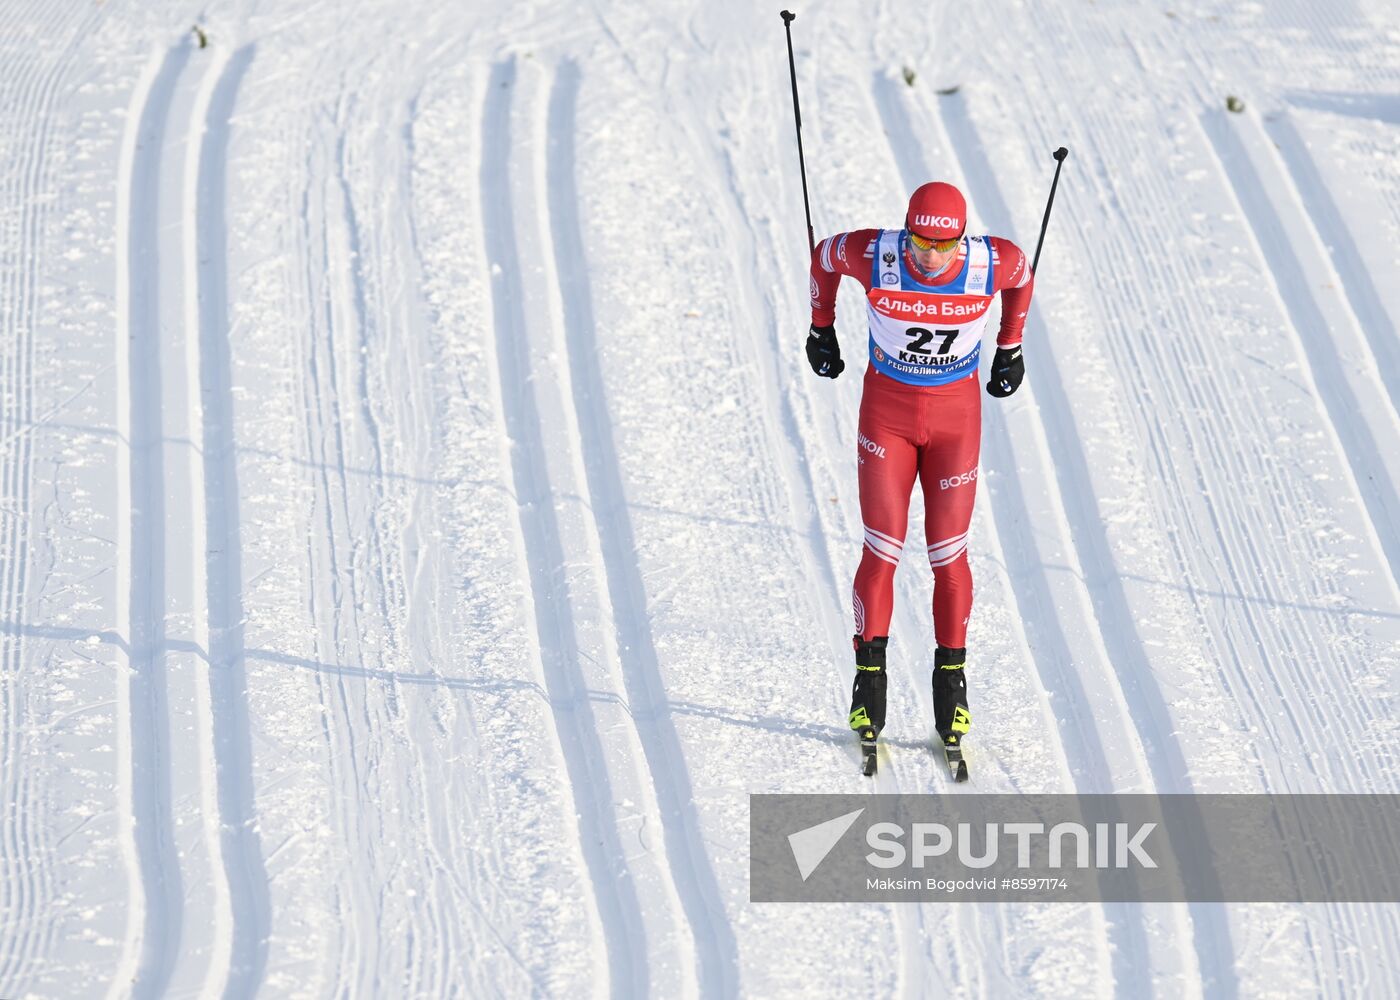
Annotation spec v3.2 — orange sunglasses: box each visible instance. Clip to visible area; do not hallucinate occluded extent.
[908,231,961,253]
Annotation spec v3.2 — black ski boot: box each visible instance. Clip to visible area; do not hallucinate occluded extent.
[933,646,970,781]
[851,636,888,775]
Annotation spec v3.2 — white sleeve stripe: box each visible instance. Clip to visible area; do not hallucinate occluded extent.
[820,236,835,272]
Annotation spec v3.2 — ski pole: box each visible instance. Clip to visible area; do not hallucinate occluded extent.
[779,10,815,254]
[1030,146,1069,274]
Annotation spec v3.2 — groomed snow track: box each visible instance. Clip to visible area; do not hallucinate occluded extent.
[1,1,1398,997]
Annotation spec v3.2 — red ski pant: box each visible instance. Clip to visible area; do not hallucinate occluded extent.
[853,368,981,649]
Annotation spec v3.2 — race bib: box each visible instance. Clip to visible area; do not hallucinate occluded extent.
[865,230,995,386]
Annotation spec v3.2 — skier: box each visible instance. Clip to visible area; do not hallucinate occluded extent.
[806,180,1034,774]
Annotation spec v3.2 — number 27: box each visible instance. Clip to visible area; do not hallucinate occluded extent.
[905,327,958,354]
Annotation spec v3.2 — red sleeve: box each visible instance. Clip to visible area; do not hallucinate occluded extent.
[809,229,879,327]
[988,236,1034,347]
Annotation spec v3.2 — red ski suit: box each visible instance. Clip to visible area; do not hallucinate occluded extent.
[811,228,1033,648]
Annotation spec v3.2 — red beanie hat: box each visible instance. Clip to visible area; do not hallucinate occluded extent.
[905,182,967,240]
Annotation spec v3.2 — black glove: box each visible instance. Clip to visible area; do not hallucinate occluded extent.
[985,345,1024,397]
[806,324,845,379]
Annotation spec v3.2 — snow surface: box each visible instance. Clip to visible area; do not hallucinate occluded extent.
[2,0,1400,996]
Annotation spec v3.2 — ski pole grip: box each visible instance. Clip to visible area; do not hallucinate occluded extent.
[1054,146,1068,162]
[781,10,795,23]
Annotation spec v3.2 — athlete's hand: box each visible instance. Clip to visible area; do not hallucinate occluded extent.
[806,324,845,379]
[986,345,1024,397]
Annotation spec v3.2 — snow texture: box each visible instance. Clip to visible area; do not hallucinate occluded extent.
[1,0,1398,996]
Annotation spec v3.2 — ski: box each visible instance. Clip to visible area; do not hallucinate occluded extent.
[942,740,969,782]
[859,729,878,776]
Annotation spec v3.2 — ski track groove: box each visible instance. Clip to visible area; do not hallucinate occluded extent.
[328,91,404,728]
[331,57,450,1000]
[1194,107,1400,995]
[796,41,1014,996]
[0,1,94,989]
[1053,55,1329,794]
[701,56,937,998]
[1015,9,1400,990]
[865,75,1138,998]
[391,86,471,1000]
[1200,109,1400,596]
[2,6,1394,997]
[1066,96,1330,998]
[271,84,349,979]
[326,77,428,995]
[884,68,1136,991]
[481,55,647,1000]
[1263,111,1400,426]
[937,87,1246,999]
[1048,0,1400,798]
[1243,80,1400,998]
[0,1,74,989]
[364,71,505,997]
[111,42,192,1000]
[292,98,381,997]
[1095,73,1392,803]
[567,13,927,986]
[188,43,273,997]
[890,64,1198,991]
[545,57,738,999]
[108,36,280,1000]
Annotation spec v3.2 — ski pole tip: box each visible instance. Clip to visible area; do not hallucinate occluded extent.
[781,9,796,23]
[1053,146,1069,161]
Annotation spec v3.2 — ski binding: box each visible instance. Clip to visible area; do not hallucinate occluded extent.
[859,729,878,776]
[942,738,969,783]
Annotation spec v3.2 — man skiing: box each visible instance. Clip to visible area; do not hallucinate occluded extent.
[806,181,1034,774]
